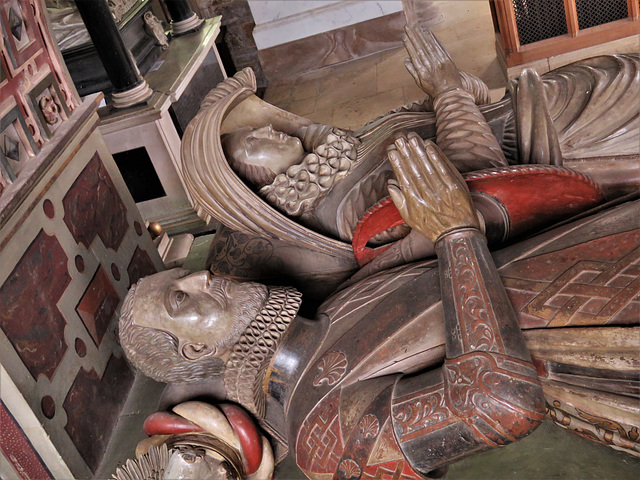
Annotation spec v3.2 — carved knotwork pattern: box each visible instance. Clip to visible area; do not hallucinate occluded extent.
[361,460,424,480]
[524,248,640,327]
[448,237,505,353]
[297,390,343,473]
[313,351,348,387]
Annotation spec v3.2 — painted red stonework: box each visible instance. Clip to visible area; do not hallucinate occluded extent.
[63,153,129,251]
[127,246,157,286]
[63,354,134,473]
[0,230,70,380]
[0,400,53,480]
[297,389,344,474]
[76,266,120,347]
[502,230,640,328]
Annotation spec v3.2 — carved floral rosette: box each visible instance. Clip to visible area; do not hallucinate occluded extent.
[181,68,354,258]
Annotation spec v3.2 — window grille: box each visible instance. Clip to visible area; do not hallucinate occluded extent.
[575,0,629,30]
[511,0,568,45]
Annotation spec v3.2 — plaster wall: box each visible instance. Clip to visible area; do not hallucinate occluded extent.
[248,0,404,49]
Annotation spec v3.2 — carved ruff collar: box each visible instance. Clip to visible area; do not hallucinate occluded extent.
[260,128,360,217]
[224,286,302,418]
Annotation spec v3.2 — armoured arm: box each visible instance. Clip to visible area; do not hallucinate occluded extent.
[403,27,507,172]
[387,135,544,475]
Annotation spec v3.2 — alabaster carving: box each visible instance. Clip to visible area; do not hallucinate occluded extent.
[181,27,638,298]
[121,127,639,478]
[46,0,142,50]
[143,11,169,50]
[119,23,639,478]
[119,269,268,382]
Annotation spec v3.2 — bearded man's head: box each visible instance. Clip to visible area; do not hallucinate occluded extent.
[118,269,268,383]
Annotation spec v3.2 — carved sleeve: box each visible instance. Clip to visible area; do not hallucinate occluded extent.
[391,229,545,475]
[433,88,508,173]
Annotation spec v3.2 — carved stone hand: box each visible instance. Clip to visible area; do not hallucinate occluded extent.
[403,25,462,98]
[387,133,479,243]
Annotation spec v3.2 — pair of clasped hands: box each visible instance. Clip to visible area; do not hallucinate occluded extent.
[387,26,479,244]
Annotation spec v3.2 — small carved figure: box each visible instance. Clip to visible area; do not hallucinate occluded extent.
[143,11,169,51]
[39,95,59,125]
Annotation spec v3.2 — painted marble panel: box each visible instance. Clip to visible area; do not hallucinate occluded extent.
[76,267,120,347]
[0,230,70,380]
[63,354,134,473]
[63,152,129,251]
[0,400,53,480]
[126,246,157,286]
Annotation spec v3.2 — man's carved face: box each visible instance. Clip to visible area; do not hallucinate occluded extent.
[131,269,267,362]
[227,125,305,175]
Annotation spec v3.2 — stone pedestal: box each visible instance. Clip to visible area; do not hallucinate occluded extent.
[98,18,225,234]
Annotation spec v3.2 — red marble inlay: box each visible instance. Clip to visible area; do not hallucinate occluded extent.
[42,199,54,218]
[0,400,53,480]
[41,396,55,419]
[76,267,120,347]
[63,354,134,473]
[75,254,84,273]
[63,153,129,251]
[127,246,157,286]
[0,231,70,380]
[75,338,86,357]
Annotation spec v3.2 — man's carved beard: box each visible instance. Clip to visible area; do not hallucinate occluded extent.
[216,281,268,351]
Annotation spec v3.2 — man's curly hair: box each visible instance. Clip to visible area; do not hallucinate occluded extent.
[118,277,224,383]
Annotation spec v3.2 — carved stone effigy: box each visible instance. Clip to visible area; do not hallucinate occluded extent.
[116,26,639,480]
[181,36,638,300]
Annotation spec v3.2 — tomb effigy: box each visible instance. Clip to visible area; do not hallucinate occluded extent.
[116,26,639,480]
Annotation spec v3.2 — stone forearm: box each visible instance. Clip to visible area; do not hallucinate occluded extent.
[435,229,530,360]
[434,88,507,172]
[390,229,544,475]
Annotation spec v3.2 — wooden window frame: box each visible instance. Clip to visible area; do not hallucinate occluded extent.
[491,0,640,67]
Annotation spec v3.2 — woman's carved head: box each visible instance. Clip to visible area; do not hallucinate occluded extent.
[222,125,305,187]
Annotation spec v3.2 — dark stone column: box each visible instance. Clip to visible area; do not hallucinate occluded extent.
[74,0,152,108]
[164,0,203,35]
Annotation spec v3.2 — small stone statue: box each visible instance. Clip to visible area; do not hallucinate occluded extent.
[143,11,169,51]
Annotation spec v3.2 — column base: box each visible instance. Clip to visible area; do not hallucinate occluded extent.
[111,81,153,109]
[171,13,203,36]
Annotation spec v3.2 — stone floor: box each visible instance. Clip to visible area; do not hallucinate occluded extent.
[263,1,507,131]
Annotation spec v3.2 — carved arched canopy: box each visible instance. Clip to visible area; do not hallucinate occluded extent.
[181,68,354,259]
